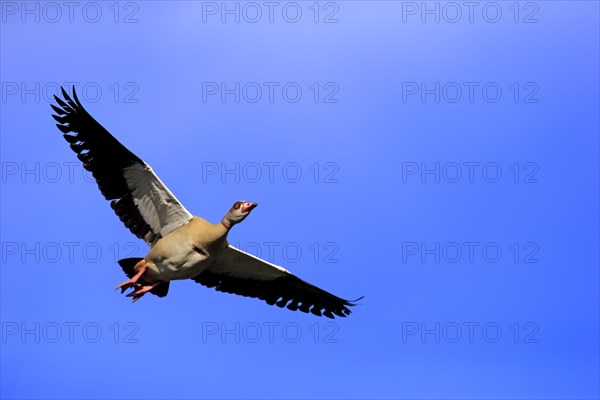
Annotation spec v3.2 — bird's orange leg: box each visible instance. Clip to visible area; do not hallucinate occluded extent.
[126,282,161,303]
[115,259,148,293]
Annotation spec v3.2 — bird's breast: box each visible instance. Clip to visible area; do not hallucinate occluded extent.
[144,216,227,281]
[146,243,213,281]
[145,237,213,281]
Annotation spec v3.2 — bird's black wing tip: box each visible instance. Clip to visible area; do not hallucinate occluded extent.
[345,295,365,307]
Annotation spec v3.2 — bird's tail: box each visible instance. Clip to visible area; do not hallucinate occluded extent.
[117,258,170,298]
[118,257,143,279]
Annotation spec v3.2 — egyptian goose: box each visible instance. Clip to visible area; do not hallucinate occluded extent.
[50,87,361,318]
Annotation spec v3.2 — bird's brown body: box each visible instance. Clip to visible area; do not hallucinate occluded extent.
[144,216,228,281]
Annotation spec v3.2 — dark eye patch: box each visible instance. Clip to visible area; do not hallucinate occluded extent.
[233,201,241,210]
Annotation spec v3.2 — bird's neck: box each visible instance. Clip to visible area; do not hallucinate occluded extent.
[217,218,233,239]
[201,219,231,251]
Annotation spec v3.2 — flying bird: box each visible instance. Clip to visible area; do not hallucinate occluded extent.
[50,86,361,318]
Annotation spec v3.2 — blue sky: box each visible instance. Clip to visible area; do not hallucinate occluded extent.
[1,1,599,399]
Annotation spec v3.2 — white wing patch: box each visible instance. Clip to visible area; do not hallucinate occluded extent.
[123,163,193,243]
[213,245,292,281]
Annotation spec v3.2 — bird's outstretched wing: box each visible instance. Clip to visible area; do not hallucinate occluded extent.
[51,86,193,246]
[192,245,362,318]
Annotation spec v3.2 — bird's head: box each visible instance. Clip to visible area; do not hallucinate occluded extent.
[222,200,258,228]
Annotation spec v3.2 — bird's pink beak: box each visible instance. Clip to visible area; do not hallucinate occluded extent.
[243,202,258,213]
